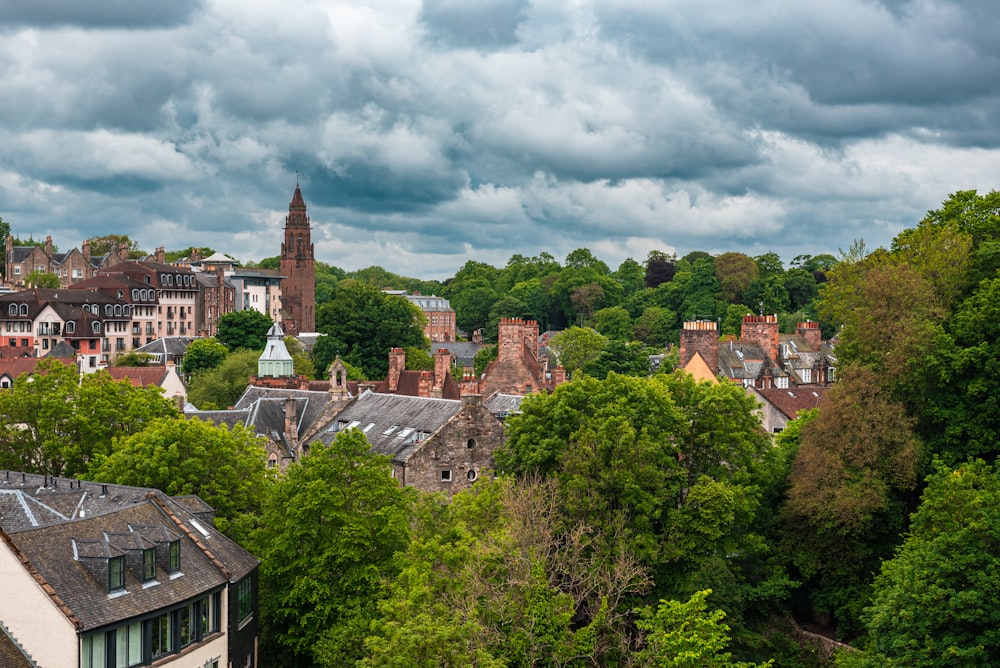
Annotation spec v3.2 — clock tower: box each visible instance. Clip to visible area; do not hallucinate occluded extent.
[279,184,316,335]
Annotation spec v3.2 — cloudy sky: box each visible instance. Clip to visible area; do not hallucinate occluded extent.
[1,0,998,280]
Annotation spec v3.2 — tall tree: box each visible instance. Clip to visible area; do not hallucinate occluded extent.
[186,349,260,410]
[314,281,427,379]
[88,417,269,536]
[181,337,229,377]
[548,326,608,377]
[0,360,176,476]
[215,310,273,352]
[850,459,1000,667]
[645,250,677,288]
[253,430,412,666]
[86,234,145,259]
[714,252,759,303]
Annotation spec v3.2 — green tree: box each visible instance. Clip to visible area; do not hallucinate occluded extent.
[181,337,229,377]
[186,349,259,410]
[714,252,759,303]
[593,305,634,340]
[615,257,646,297]
[86,234,145,259]
[583,340,654,379]
[636,590,773,668]
[253,430,412,666]
[112,351,155,367]
[645,250,677,288]
[163,246,215,263]
[634,306,676,346]
[215,310,273,352]
[853,460,1000,667]
[363,476,648,667]
[314,282,428,379]
[88,417,269,536]
[24,271,59,288]
[548,326,608,377]
[0,360,177,476]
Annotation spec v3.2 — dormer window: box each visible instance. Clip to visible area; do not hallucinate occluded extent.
[7,304,14,315]
[92,321,101,333]
[143,547,156,582]
[66,321,75,333]
[109,555,125,592]
[19,304,27,315]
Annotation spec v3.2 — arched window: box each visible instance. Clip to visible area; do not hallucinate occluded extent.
[105,305,113,316]
[132,289,139,300]
[467,438,476,449]
[114,305,122,316]
[92,321,101,333]
[467,469,478,482]
[66,321,76,333]
[19,304,28,315]
[8,304,15,316]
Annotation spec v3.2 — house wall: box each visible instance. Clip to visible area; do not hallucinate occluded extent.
[0,537,79,668]
[400,396,504,493]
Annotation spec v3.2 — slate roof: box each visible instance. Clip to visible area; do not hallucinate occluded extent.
[435,341,481,368]
[754,387,829,419]
[0,624,36,668]
[717,340,786,382]
[0,472,257,633]
[260,324,293,361]
[484,392,524,418]
[313,392,462,462]
[134,336,194,358]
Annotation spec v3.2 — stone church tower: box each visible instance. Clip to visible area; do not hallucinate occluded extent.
[279,184,316,334]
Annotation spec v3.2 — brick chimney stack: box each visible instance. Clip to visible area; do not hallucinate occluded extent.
[433,348,450,391]
[44,235,53,256]
[387,348,405,392]
[741,315,780,362]
[417,370,433,398]
[796,321,822,350]
[82,239,90,262]
[155,246,165,264]
[679,320,720,373]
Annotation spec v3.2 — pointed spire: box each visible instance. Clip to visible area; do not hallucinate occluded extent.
[290,183,306,210]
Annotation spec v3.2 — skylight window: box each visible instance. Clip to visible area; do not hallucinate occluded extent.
[383,425,398,435]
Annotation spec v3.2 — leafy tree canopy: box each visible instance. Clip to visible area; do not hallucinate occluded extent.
[0,360,176,477]
[314,281,427,379]
[252,430,412,666]
[215,309,273,352]
[186,349,259,410]
[86,234,145,259]
[112,351,156,367]
[89,417,269,537]
[24,270,59,288]
[182,337,229,377]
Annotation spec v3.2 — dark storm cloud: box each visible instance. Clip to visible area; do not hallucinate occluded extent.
[1,0,999,280]
[0,0,203,29]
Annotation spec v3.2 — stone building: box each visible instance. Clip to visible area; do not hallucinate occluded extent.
[478,318,563,396]
[304,391,504,494]
[278,185,315,335]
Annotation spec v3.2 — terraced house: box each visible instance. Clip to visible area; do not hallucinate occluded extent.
[0,473,259,668]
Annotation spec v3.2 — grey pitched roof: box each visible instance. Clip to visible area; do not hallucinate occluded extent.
[0,624,37,668]
[313,392,462,462]
[484,392,524,417]
[717,341,786,381]
[134,337,194,357]
[434,341,481,367]
[0,472,258,632]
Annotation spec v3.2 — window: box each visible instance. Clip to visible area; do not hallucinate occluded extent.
[800,368,812,383]
[13,266,19,275]
[267,454,277,469]
[109,555,125,592]
[467,438,476,449]
[237,577,253,623]
[73,268,83,279]
[66,321,76,333]
[19,304,27,315]
[179,603,194,647]
[92,321,101,332]
[169,540,181,573]
[200,593,219,635]
[150,611,173,659]
[441,470,452,482]
[81,632,106,668]
[115,621,141,668]
[7,304,14,315]
[467,469,478,482]
[143,548,156,582]
[828,367,836,382]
